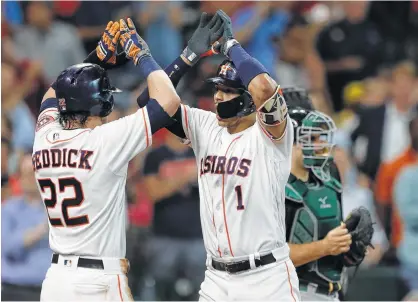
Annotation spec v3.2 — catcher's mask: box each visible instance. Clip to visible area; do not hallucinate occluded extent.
[206,60,256,119]
[290,108,337,179]
[55,63,121,118]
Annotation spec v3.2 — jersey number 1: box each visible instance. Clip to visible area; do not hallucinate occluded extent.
[37,177,89,227]
[235,185,245,210]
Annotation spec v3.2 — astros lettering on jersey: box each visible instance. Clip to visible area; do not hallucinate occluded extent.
[180,104,294,258]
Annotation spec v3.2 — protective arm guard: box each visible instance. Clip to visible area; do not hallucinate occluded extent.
[257,86,288,126]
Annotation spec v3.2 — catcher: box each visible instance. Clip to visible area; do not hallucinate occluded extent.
[283,88,374,301]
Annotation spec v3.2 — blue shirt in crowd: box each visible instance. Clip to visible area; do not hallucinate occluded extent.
[8,102,35,153]
[394,164,418,267]
[3,1,23,25]
[232,6,290,79]
[136,2,183,68]
[1,197,52,286]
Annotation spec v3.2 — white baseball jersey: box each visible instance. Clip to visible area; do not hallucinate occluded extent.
[32,104,152,258]
[180,104,294,259]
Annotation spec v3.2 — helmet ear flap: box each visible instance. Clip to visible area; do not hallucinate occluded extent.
[99,94,114,117]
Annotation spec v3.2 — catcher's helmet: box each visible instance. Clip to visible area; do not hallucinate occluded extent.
[55,63,121,117]
[206,60,255,119]
[282,87,314,111]
[284,87,314,144]
[286,87,336,179]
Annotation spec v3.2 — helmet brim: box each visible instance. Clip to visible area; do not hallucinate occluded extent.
[107,86,122,93]
[205,77,244,90]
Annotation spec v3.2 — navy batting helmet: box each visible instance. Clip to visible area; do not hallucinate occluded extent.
[206,60,255,119]
[55,63,121,117]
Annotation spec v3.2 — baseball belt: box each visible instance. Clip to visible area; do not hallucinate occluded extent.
[211,253,276,274]
[52,253,105,270]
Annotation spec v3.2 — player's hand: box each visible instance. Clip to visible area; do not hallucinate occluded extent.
[181,12,224,66]
[119,18,151,65]
[96,21,121,64]
[216,9,234,40]
[322,223,352,256]
[215,9,239,57]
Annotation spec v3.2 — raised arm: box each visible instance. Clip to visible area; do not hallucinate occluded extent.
[135,12,224,138]
[216,10,288,140]
[136,55,192,139]
[118,18,180,118]
[40,21,130,109]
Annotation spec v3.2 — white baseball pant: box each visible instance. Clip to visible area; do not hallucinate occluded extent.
[199,256,300,301]
[40,255,133,301]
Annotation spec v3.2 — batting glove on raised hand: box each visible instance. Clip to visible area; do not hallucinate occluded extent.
[119,18,151,65]
[215,9,240,57]
[182,12,224,65]
[96,21,121,64]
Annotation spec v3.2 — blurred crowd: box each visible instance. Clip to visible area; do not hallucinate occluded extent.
[1,1,418,301]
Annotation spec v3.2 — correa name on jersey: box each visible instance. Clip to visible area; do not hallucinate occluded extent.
[32,148,94,171]
[200,155,251,177]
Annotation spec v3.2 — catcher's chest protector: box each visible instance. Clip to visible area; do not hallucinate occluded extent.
[286,174,343,283]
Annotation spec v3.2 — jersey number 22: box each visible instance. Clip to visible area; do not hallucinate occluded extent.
[37,177,89,227]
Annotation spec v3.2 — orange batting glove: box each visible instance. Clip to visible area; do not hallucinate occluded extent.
[96,21,121,64]
[119,18,151,65]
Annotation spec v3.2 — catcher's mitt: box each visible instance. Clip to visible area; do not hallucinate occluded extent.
[342,206,375,267]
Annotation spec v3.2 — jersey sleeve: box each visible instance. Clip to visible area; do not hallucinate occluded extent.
[35,99,61,136]
[179,104,218,151]
[253,115,294,161]
[91,107,153,174]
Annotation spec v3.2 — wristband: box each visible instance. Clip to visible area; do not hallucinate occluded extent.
[137,55,191,108]
[83,50,101,65]
[222,39,240,57]
[137,56,162,79]
[229,44,269,88]
[181,46,199,66]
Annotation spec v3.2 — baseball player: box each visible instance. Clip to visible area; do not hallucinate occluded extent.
[33,19,181,301]
[283,88,373,301]
[137,10,300,301]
